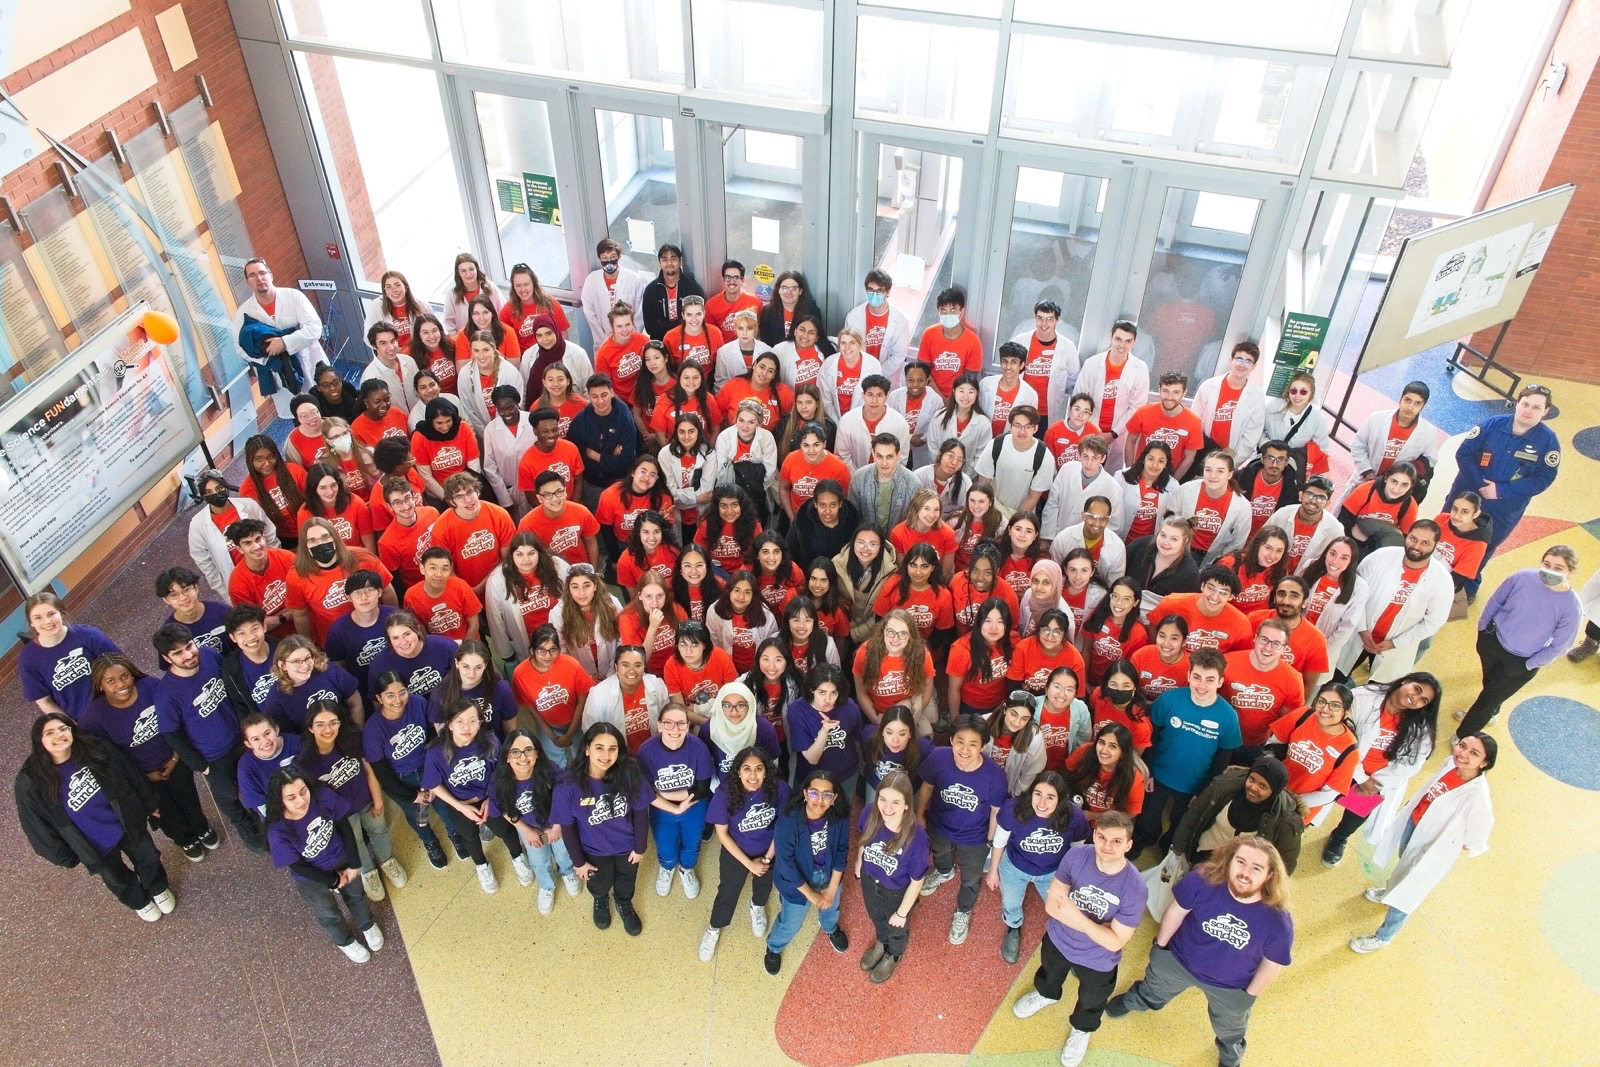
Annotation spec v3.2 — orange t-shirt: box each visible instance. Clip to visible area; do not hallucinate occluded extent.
[1343,479,1415,534]
[1207,380,1244,449]
[1362,709,1402,776]
[1246,610,1330,676]
[285,552,393,644]
[1217,554,1274,614]
[376,508,438,589]
[242,464,307,540]
[1246,471,1287,536]
[1221,650,1306,745]
[889,521,959,564]
[1127,479,1163,541]
[596,485,663,543]
[663,648,738,708]
[1005,635,1087,695]
[1433,516,1490,581]
[756,567,802,614]
[288,429,328,468]
[1376,417,1417,475]
[515,441,584,501]
[1022,333,1061,419]
[863,307,891,359]
[517,503,600,566]
[1130,644,1189,705]
[500,301,571,353]
[228,548,298,636]
[499,568,562,635]
[694,521,760,573]
[1081,617,1150,684]
[833,358,868,414]
[872,578,955,640]
[209,504,243,565]
[619,684,653,754]
[1042,419,1102,471]
[1411,768,1468,824]
[1269,709,1357,809]
[296,499,373,549]
[429,503,515,588]
[1301,573,1341,626]
[510,654,592,729]
[650,393,723,439]
[1100,359,1125,431]
[616,544,680,594]
[454,327,522,373]
[1089,692,1154,752]
[947,573,1020,635]
[1187,487,1234,553]
[947,633,1013,710]
[663,323,724,377]
[595,333,649,399]
[1370,564,1428,643]
[403,576,484,639]
[368,468,427,533]
[853,645,935,710]
[988,381,1025,437]
[1064,743,1145,815]
[704,292,762,334]
[1149,593,1253,654]
[617,609,678,677]
[416,344,457,395]
[917,325,983,397]
[719,378,790,431]
[410,425,481,484]
[350,407,411,450]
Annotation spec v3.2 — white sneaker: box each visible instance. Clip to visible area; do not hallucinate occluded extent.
[699,927,721,962]
[362,870,386,901]
[562,872,582,897]
[949,909,972,945]
[678,866,701,899]
[380,858,407,889]
[1060,1027,1091,1067]
[476,862,499,894]
[749,903,768,937]
[656,866,675,896]
[363,924,385,951]
[1013,991,1057,1019]
[537,887,555,914]
[152,889,176,914]
[1349,935,1390,954]
[1364,887,1387,904]
[339,940,371,963]
[135,902,162,923]
[920,868,954,897]
[512,855,534,887]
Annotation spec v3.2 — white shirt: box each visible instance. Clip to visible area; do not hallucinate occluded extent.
[482,413,539,510]
[973,435,1054,512]
[1049,523,1127,582]
[1264,505,1344,575]
[188,496,277,600]
[713,338,776,390]
[231,287,326,388]
[579,266,648,347]
[1074,352,1150,439]
[1192,374,1266,458]
[1041,463,1123,539]
[521,341,595,401]
[835,405,911,471]
[817,352,883,422]
[1009,328,1081,420]
[360,353,421,414]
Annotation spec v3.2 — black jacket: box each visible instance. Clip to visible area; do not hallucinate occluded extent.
[787,496,862,571]
[758,295,823,348]
[640,272,706,340]
[15,745,157,873]
[1170,765,1307,873]
[1126,535,1201,605]
[1233,458,1300,516]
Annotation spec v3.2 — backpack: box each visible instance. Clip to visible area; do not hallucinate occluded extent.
[990,436,1049,478]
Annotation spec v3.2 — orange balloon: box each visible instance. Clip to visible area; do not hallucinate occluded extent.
[142,310,180,345]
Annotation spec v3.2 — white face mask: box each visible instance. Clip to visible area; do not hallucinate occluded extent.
[329,434,353,453]
[939,313,961,330]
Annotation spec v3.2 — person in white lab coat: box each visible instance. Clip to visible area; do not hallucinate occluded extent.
[1008,299,1079,422]
[1073,321,1150,445]
[1348,382,1442,499]
[1350,732,1494,952]
[579,239,648,346]
[842,269,913,388]
[1343,525,1454,682]
[231,258,327,404]
[1041,435,1122,539]
[1191,342,1267,463]
[187,469,278,600]
[482,388,539,516]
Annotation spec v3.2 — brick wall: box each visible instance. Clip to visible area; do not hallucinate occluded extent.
[1468,2,1600,380]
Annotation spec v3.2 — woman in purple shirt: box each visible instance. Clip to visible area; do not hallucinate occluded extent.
[262,637,364,732]
[369,611,458,703]
[265,768,383,963]
[302,700,405,902]
[700,681,780,786]
[487,728,580,914]
[915,713,1009,948]
[861,705,930,803]
[15,713,172,922]
[430,639,519,740]
[78,654,216,862]
[985,769,1090,964]
[639,702,714,901]
[423,699,504,894]
[855,769,931,984]
[699,746,788,962]
[17,592,123,719]
[787,664,864,791]
[362,671,453,869]
[552,722,652,935]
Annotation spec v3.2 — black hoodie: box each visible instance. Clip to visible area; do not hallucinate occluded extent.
[787,495,862,568]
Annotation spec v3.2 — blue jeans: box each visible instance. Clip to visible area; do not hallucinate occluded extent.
[998,852,1054,929]
[536,728,571,769]
[1375,820,1418,942]
[523,834,576,892]
[649,799,709,870]
[766,867,840,953]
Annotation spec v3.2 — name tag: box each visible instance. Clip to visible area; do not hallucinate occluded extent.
[1514,448,1539,463]
[1201,719,1219,730]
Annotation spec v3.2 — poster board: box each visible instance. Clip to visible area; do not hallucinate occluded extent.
[1358,185,1574,372]
[0,302,202,595]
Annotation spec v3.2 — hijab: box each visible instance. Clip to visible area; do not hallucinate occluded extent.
[709,680,759,765]
[527,313,566,386]
[1025,559,1064,621]
[417,397,463,442]
[1225,756,1289,833]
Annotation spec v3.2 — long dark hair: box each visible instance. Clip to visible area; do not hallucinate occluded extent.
[715,570,774,628]
[625,510,679,568]
[704,486,760,553]
[19,713,118,806]
[572,721,643,801]
[435,640,502,724]
[666,360,715,423]
[1376,671,1441,764]
[966,597,1015,683]
[1061,722,1137,812]
[1095,660,1147,723]
[892,542,947,603]
[634,339,674,417]
[863,705,923,778]
[618,454,672,516]
[463,293,507,344]
[1082,576,1143,642]
[264,767,321,826]
[302,461,352,518]
[786,767,850,820]
[722,745,781,818]
[304,698,361,757]
[671,544,723,618]
[742,636,797,722]
[936,371,984,429]
[666,411,712,461]
[844,523,890,590]
[784,597,833,680]
[501,530,563,605]
[1303,536,1360,606]
[749,530,799,584]
[1230,526,1290,588]
[1010,769,1078,835]
[804,558,848,618]
[429,697,495,765]
[244,434,305,528]
[491,728,558,826]
[1120,441,1174,489]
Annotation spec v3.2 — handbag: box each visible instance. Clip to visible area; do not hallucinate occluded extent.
[1448,587,1470,621]
[1336,790,1383,817]
[1142,850,1189,921]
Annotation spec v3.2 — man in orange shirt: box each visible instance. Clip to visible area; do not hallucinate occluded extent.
[376,476,439,593]
[1123,373,1206,478]
[1221,618,1305,750]
[1149,566,1253,654]
[368,438,430,532]
[1246,575,1330,689]
[704,260,763,335]
[594,302,649,400]
[428,472,515,596]
[916,286,984,397]
[226,518,298,637]
[403,547,483,640]
[518,471,601,568]
[516,407,584,502]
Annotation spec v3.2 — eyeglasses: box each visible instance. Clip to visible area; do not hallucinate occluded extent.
[659,720,689,730]
[721,700,750,712]
[534,644,559,655]
[538,488,565,499]
[805,788,837,801]
[1287,388,1311,396]
[1302,492,1330,503]
[1522,383,1552,397]
[507,746,537,758]
[452,488,480,501]
[283,655,315,668]
[512,262,529,272]
[1254,636,1286,650]
[1312,698,1346,711]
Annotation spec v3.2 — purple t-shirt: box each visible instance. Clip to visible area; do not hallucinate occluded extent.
[370,636,457,700]
[260,665,359,732]
[550,775,652,857]
[325,606,394,698]
[920,746,1008,845]
[788,698,864,780]
[638,734,714,796]
[998,800,1088,877]
[707,781,790,858]
[861,727,932,791]
[431,679,517,735]
[59,757,125,854]
[168,601,232,653]
[699,718,781,779]
[268,788,355,873]
[1047,844,1148,971]
[18,625,122,717]
[235,645,279,710]
[488,773,555,826]
[1168,869,1293,989]
[78,679,173,773]
[361,696,431,778]
[421,738,499,802]
[238,734,301,812]
[298,744,373,811]
[855,809,932,893]
[153,649,241,762]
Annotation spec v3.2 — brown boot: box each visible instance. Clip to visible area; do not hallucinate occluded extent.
[1568,638,1599,663]
[860,941,886,972]
[869,952,900,984]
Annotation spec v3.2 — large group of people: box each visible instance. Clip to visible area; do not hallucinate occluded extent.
[15,243,1581,1067]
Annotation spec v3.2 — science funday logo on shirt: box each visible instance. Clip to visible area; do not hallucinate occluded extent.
[193,678,227,718]
[321,756,361,790]
[810,826,829,855]
[252,673,276,705]
[1070,883,1118,922]
[1286,738,1326,774]
[406,668,443,695]
[1017,828,1064,856]
[1226,682,1275,712]
[357,636,386,668]
[52,650,92,693]
[302,815,334,859]
[461,529,499,559]
[940,782,981,812]
[736,802,776,835]
[1201,912,1253,950]
[320,581,350,612]
[131,705,161,747]
[824,725,848,750]
[66,766,102,812]
[389,723,427,761]
[589,793,630,825]
[862,839,899,877]
[654,762,696,791]
[262,579,288,614]
[447,754,488,789]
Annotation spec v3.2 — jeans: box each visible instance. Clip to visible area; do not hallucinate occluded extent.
[649,798,709,871]
[378,768,442,850]
[1119,944,1257,1067]
[1134,778,1194,853]
[95,830,170,911]
[998,852,1055,929]
[1374,820,1417,943]
[348,805,394,874]
[709,846,773,928]
[1457,625,1539,737]
[1033,933,1118,1033]
[488,818,577,890]
[536,728,572,769]
[861,872,912,958]
[929,831,989,913]
[291,872,373,946]
[766,866,840,953]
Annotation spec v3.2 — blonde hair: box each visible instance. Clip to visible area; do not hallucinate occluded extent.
[272,636,329,692]
[1197,833,1291,910]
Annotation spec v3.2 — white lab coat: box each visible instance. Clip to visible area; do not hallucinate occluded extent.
[1009,329,1080,419]
[1372,763,1492,914]
[714,426,779,493]
[458,360,526,438]
[231,287,327,390]
[888,387,940,468]
[521,341,594,401]
[1349,410,1442,479]
[548,593,625,678]
[713,339,776,390]
[1041,463,1124,539]
[1050,523,1127,582]
[360,352,421,415]
[817,352,883,422]
[1264,506,1344,576]
[1260,398,1332,463]
[1346,683,1434,845]
[1346,548,1454,681]
[482,557,571,663]
[835,406,911,471]
[978,375,1040,434]
[845,302,913,387]
[482,413,539,511]
[1579,569,1600,628]
[1074,352,1150,439]
[580,266,648,347]
[1165,482,1252,567]
[1109,469,1176,542]
[1312,573,1371,670]
[441,280,505,335]
[188,496,277,600]
[658,444,721,528]
[583,674,671,737]
[1191,375,1266,459]
[922,408,994,476]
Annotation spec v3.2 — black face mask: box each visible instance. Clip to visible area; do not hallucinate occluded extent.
[204,491,230,508]
[308,542,338,565]
[1106,687,1136,706]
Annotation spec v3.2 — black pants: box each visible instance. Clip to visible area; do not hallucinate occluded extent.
[929,831,987,913]
[1326,805,1369,847]
[586,853,639,903]
[436,803,488,864]
[485,817,522,857]
[709,847,772,928]
[1585,620,1600,643]
[1133,778,1193,853]
[861,872,912,958]
[96,830,170,910]
[150,766,212,846]
[291,872,373,946]
[1457,626,1538,737]
[203,744,258,840]
[1033,932,1119,1033]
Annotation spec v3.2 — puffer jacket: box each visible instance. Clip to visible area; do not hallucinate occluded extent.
[1170,765,1307,873]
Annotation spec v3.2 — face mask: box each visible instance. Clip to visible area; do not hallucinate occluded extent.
[204,491,230,508]
[939,313,961,330]
[866,291,887,309]
[1107,688,1135,706]
[602,261,619,275]
[308,542,338,565]
[329,434,352,453]
[1539,568,1566,587]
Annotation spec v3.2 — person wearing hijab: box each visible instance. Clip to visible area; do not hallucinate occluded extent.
[410,397,482,503]
[699,680,780,789]
[1168,756,1305,873]
[1020,559,1069,637]
[521,313,594,405]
